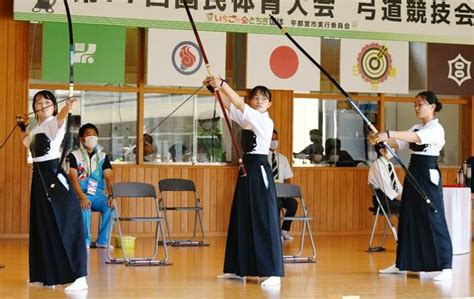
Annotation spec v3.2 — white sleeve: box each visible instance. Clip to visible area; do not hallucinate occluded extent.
[280,155,294,180]
[396,139,409,150]
[368,160,395,200]
[415,123,444,145]
[368,162,381,188]
[396,125,418,150]
[22,135,31,148]
[46,117,66,141]
[229,103,273,138]
[241,104,273,138]
[229,104,244,127]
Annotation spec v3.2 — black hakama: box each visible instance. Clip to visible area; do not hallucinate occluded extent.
[29,159,87,286]
[223,154,284,277]
[396,155,452,271]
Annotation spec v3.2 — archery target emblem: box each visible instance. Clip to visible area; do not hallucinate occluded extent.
[353,43,396,90]
[171,41,203,75]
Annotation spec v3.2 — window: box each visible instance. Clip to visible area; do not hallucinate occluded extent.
[293,97,376,166]
[139,93,233,164]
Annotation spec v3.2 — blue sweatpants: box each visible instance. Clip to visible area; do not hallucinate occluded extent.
[82,192,112,246]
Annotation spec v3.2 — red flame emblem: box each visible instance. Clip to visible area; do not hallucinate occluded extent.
[179,46,196,70]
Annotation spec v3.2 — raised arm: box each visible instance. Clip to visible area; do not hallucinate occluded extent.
[57,98,77,128]
[204,76,245,112]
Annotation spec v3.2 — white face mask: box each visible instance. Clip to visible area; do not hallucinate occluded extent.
[270,140,279,150]
[84,135,99,149]
[329,154,339,163]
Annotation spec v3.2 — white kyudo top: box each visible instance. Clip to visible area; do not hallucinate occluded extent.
[229,103,274,155]
[396,118,445,156]
[23,116,66,162]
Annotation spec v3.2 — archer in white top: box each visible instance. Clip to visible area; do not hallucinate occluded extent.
[395,118,445,156]
[21,91,75,162]
[205,76,283,287]
[23,116,66,162]
[229,103,273,155]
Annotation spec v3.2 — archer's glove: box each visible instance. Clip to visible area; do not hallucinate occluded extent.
[16,116,29,132]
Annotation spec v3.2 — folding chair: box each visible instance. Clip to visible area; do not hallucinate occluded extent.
[367,184,400,252]
[106,182,171,266]
[275,183,316,263]
[158,178,208,246]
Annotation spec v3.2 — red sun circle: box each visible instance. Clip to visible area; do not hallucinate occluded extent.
[269,46,299,79]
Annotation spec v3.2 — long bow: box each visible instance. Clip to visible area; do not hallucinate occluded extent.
[50,0,74,192]
[182,1,246,176]
[269,15,437,213]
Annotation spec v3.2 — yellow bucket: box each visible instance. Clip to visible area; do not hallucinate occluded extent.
[114,236,136,250]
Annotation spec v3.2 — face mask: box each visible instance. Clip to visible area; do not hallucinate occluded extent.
[144,153,155,162]
[270,140,279,150]
[84,135,98,149]
[197,153,209,162]
[329,155,339,163]
[311,154,323,163]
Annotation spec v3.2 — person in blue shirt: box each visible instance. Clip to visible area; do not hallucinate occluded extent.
[68,123,114,249]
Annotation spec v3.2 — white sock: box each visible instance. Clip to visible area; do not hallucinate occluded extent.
[379,264,406,274]
[217,273,246,280]
[261,276,281,286]
[433,269,453,281]
[65,276,88,291]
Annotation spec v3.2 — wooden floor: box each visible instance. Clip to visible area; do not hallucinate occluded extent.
[0,235,472,298]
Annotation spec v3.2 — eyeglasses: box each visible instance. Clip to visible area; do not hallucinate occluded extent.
[251,96,269,102]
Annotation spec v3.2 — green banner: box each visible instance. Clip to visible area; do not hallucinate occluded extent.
[42,23,126,84]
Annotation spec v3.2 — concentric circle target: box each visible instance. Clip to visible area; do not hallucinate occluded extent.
[359,46,389,81]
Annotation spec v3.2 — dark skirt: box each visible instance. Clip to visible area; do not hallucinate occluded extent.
[396,155,452,271]
[223,154,284,277]
[29,159,87,286]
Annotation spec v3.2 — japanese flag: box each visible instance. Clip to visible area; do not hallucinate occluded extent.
[247,34,320,92]
[340,39,409,93]
[147,29,226,87]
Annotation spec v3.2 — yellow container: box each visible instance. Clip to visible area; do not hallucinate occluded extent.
[114,236,136,249]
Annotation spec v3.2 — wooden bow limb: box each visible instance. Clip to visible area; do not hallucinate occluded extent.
[183,2,246,176]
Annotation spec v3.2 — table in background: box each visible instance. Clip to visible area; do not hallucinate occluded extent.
[443,187,471,255]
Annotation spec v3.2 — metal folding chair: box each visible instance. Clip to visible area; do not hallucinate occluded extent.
[158,178,208,246]
[275,183,316,263]
[106,182,171,266]
[367,184,400,252]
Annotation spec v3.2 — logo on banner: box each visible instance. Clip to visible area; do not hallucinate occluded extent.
[269,46,299,79]
[74,43,97,64]
[447,53,471,86]
[171,41,203,75]
[32,0,56,13]
[353,43,396,90]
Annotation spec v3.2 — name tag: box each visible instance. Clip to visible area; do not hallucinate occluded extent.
[87,179,98,196]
